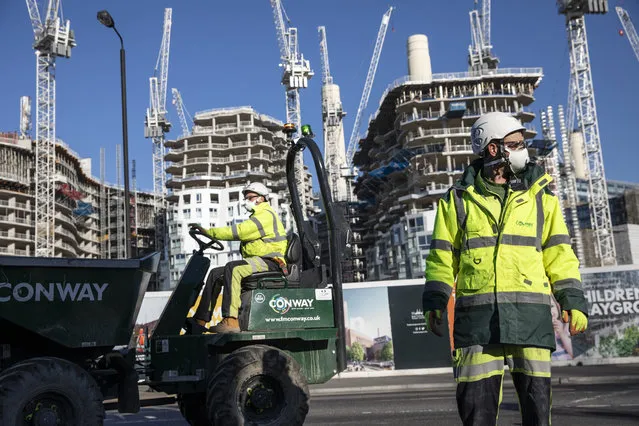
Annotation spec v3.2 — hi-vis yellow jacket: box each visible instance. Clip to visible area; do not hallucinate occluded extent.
[423,159,588,350]
[208,202,288,263]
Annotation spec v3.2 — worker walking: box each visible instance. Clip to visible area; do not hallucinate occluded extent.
[422,112,589,425]
[189,182,288,334]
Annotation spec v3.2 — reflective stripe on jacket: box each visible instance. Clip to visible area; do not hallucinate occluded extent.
[208,202,288,262]
[423,159,588,350]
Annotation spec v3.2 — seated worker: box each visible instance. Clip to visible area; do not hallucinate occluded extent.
[188,182,288,333]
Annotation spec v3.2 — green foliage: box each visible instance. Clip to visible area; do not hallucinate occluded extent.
[381,341,394,361]
[350,342,365,362]
[597,326,639,358]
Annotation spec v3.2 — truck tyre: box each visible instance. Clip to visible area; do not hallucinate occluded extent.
[206,344,309,426]
[178,392,211,426]
[0,357,104,425]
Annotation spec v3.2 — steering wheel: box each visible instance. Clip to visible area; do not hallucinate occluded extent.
[188,225,224,253]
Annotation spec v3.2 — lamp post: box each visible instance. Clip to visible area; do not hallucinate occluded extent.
[98,10,132,258]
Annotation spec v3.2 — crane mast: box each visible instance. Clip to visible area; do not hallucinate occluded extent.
[558,104,585,265]
[144,8,172,288]
[468,0,498,71]
[559,0,616,266]
[616,6,639,63]
[318,26,348,201]
[171,88,192,138]
[539,106,562,197]
[25,0,76,257]
[345,7,393,177]
[270,0,314,218]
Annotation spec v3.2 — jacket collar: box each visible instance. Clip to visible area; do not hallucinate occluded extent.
[454,158,552,194]
[251,201,272,215]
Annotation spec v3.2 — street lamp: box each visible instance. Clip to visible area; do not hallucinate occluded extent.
[98,10,132,258]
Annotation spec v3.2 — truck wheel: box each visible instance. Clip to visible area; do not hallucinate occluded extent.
[0,357,104,425]
[206,344,309,426]
[178,392,211,426]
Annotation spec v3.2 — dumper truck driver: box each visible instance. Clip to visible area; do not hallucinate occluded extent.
[188,182,288,334]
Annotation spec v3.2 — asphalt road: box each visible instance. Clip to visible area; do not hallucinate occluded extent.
[105,381,639,425]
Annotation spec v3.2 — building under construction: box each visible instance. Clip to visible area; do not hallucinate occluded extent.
[164,106,315,286]
[0,132,158,272]
[350,30,543,280]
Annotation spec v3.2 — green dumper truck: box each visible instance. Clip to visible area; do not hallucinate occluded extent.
[0,125,348,425]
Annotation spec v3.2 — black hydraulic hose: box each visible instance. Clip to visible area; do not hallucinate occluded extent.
[286,137,347,373]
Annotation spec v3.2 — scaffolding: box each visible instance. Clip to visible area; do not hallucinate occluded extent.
[100,147,107,258]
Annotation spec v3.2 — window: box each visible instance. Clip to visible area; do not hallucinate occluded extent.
[210,193,219,203]
[228,206,234,217]
[229,192,240,202]
[196,193,202,203]
[183,209,191,219]
[196,208,202,218]
[183,194,191,204]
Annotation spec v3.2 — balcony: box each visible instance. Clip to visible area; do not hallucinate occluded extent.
[398,183,450,203]
[0,199,31,211]
[0,215,33,227]
[0,246,29,256]
[0,230,31,242]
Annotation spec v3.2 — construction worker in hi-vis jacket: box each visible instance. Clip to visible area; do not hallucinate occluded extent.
[422,111,589,426]
[188,182,288,334]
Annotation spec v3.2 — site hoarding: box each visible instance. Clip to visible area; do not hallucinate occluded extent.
[132,265,639,368]
[564,265,639,362]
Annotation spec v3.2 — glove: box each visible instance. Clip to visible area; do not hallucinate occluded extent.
[562,309,588,336]
[187,223,208,234]
[425,309,445,337]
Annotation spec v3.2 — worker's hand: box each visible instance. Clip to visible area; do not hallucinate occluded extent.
[187,223,207,234]
[562,309,588,336]
[425,309,445,337]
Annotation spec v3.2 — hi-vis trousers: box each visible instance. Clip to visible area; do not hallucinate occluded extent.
[452,344,552,426]
[194,257,279,321]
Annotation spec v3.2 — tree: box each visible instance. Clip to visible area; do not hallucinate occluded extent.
[350,342,365,362]
[381,341,394,361]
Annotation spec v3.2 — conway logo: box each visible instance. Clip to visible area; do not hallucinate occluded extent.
[516,220,533,228]
[0,282,109,303]
[269,294,314,315]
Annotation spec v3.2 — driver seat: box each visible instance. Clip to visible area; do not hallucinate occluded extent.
[241,232,302,290]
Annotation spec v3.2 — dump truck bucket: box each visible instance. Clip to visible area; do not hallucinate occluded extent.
[0,252,160,354]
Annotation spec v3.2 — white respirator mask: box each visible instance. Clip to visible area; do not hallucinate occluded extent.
[244,199,257,213]
[504,145,529,174]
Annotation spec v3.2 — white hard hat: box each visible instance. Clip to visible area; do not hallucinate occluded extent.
[470,112,526,156]
[242,182,270,198]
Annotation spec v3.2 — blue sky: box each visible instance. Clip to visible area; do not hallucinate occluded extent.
[1,0,638,192]
[344,286,392,339]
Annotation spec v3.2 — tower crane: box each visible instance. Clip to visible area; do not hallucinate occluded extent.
[171,88,193,138]
[318,26,348,201]
[270,0,314,218]
[20,96,32,139]
[144,8,172,288]
[616,6,639,63]
[558,0,616,266]
[558,104,585,265]
[539,106,562,196]
[468,0,498,71]
[25,0,76,257]
[344,6,393,199]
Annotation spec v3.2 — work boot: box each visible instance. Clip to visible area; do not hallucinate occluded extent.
[184,317,209,335]
[208,317,241,334]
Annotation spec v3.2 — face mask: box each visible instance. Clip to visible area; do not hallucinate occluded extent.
[504,146,529,174]
[244,199,257,213]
